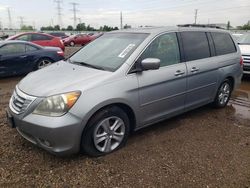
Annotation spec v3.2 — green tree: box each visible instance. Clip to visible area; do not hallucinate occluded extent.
[76,23,86,31]
[67,25,73,31]
[21,25,34,30]
[54,25,60,31]
[236,21,250,30]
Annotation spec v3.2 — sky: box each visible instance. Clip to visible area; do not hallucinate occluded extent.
[0,0,249,30]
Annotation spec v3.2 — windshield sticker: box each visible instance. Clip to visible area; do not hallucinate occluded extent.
[118,44,136,58]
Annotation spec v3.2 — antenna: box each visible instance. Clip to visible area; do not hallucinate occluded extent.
[70,2,79,29]
[54,0,63,28]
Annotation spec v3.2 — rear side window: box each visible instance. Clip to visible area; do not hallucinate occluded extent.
[181,31,210,61]
[211,32,236,55]
[0,44,26,55]
[32,34,53,41]
[26,44,39,52]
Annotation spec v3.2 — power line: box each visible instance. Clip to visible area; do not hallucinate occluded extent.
[70,2,79,29]
[54,0,63,28]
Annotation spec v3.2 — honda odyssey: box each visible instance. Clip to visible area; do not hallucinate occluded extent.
[6,27,243,156]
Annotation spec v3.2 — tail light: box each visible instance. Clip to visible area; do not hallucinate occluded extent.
[57,50,64,57]
[240,56,243,67]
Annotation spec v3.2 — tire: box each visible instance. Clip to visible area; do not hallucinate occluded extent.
[70,41,75,46]
[81,106,130,157]
[213,79,233,108]
[36,58,53,70]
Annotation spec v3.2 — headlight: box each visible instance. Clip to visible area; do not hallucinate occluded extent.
[33,91,81,117]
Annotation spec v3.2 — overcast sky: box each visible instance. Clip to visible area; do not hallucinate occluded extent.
[0,0,249,29]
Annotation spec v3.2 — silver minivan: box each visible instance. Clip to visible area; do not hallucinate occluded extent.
[7,27,243,156]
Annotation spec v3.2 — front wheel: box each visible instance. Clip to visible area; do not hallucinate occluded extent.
[213,79,233,108]
[81,106,130,156]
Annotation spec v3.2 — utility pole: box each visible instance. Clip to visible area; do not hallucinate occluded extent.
[70,2,79,29]
[7,8,12,29]
[54,0,63,28]
[19,16,24,29]
[120,11,123,30]
[194,9,198,24]
[78,18,82,24]
[0,19,2,30]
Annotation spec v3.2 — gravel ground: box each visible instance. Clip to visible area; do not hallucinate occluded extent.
[0,47,249,187]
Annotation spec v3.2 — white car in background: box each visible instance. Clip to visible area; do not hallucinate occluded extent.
[238,33,250,75]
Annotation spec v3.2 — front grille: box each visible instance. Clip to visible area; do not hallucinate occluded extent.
[9,87,36,114]
[243,55,250,65]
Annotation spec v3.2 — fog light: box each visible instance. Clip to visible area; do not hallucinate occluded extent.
[39,138,51,147]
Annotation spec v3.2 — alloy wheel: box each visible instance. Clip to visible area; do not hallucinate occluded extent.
[93,116,125,153]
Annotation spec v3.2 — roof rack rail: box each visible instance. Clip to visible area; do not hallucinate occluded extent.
[178,24,224,29]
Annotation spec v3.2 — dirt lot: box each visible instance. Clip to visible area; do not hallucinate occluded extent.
[0,47,250,187]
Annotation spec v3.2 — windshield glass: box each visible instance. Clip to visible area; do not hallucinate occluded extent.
[69,33,148,71]
[238,34,250,44]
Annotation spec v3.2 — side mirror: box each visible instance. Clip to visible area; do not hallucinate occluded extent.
[141,58,160,71]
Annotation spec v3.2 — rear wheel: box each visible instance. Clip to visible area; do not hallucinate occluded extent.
[213,79,233,108]
[81,106,130,156]
[37,58,53,70]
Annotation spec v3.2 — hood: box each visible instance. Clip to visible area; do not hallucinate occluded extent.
[239,44,250,55]
[18,61,112,97]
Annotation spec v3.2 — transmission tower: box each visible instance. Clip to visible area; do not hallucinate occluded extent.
[70,2,79,29]
[7,8,12,29]
[54,0,63,28]
[19,16,25,29]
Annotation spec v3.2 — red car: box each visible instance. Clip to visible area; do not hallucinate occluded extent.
[63,33,101,46]
[7,32,65,51]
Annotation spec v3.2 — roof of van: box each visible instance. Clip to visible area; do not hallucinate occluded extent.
[110,26,229,34]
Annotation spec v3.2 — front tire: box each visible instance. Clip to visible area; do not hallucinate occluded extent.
[213,79,233,108]
[81,106,130,157]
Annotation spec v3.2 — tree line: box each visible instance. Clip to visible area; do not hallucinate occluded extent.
[40,23,118,31]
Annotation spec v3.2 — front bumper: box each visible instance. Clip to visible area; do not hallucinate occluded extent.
[8,107,83,156]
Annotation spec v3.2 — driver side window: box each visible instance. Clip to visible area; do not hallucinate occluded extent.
[140,33,180,67]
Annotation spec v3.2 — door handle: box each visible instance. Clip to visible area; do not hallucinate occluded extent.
[175,70,185,76]
[190,67,199,73]
[20,55,27,58]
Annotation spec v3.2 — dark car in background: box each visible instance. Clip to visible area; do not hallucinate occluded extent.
[0,31,9,40]
[7,32,65,51]
[62,33,101,46]
[0,41,64,77]
[48,32,69,39]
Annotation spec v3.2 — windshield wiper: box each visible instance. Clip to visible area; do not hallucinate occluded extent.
[68,59,106,70]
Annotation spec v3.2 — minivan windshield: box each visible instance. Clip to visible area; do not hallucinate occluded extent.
[69,33,148,71]
[238,34,250,44]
